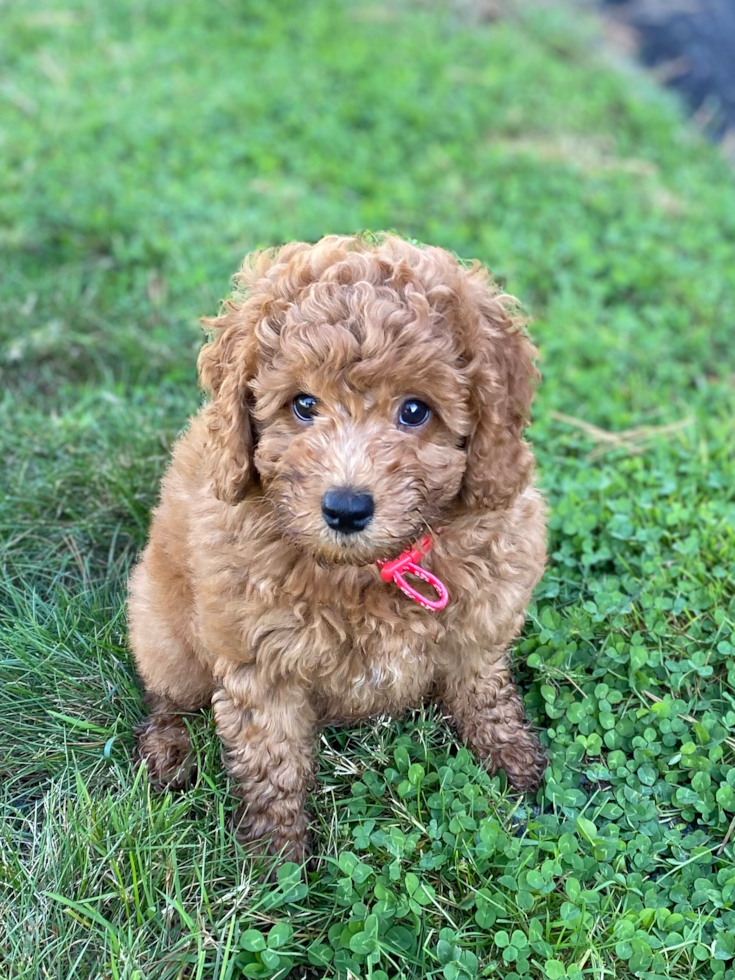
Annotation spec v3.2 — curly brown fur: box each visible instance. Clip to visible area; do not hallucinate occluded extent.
[128,234,548,858]
[134,695,198,791]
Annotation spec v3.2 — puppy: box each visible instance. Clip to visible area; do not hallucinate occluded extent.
[128,234,547,860]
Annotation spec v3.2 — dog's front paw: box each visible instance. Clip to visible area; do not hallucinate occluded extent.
[234,803,311,863]
[485,729,548,793]
[135,714,195,791]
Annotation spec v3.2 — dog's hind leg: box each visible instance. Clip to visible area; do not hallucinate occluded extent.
[128,548,214,791]
[213,673,316,862]
[439,654,547,792]
[133,655,213,791]
[134,693,203,791]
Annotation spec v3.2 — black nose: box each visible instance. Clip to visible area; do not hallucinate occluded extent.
[321,488,374,534]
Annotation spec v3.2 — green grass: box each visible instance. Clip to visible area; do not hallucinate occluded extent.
[2,0,735,977]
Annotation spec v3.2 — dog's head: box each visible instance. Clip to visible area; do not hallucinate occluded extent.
[198,235,538,564]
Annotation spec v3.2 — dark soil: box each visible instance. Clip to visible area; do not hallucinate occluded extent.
[601,0,735,140]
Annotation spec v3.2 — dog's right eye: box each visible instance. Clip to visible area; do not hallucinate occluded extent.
[292,393,318,422]
[398,398,431,427]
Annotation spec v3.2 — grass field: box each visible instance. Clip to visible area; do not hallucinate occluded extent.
[2,1,735,978]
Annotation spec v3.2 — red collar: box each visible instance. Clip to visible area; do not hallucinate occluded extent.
[376,535,449,611]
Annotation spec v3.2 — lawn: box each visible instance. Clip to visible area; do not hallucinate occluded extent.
[1,0,735,978]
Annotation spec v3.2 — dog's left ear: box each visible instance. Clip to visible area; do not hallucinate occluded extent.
[461,279,539,511]
[198,305,257,505]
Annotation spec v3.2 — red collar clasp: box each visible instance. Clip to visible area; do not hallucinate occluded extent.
[376,534,449,611]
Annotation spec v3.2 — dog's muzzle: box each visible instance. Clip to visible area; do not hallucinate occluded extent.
[321,487,374,534]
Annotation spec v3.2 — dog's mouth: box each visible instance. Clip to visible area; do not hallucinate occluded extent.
[309,523,431,567]
[276,517,429,568]
[269,489,433,567]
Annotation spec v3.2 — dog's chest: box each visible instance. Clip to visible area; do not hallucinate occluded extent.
[200,545,445,717]
[314,618,436,721]
[315,646,434,724]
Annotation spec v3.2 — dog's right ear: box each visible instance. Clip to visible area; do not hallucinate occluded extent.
[197,305,256,505]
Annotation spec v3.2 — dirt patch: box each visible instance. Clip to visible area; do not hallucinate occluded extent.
[601,0,735,143]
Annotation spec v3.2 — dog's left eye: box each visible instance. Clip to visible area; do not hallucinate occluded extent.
[292,393,318,422]
[398,398,431,427]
